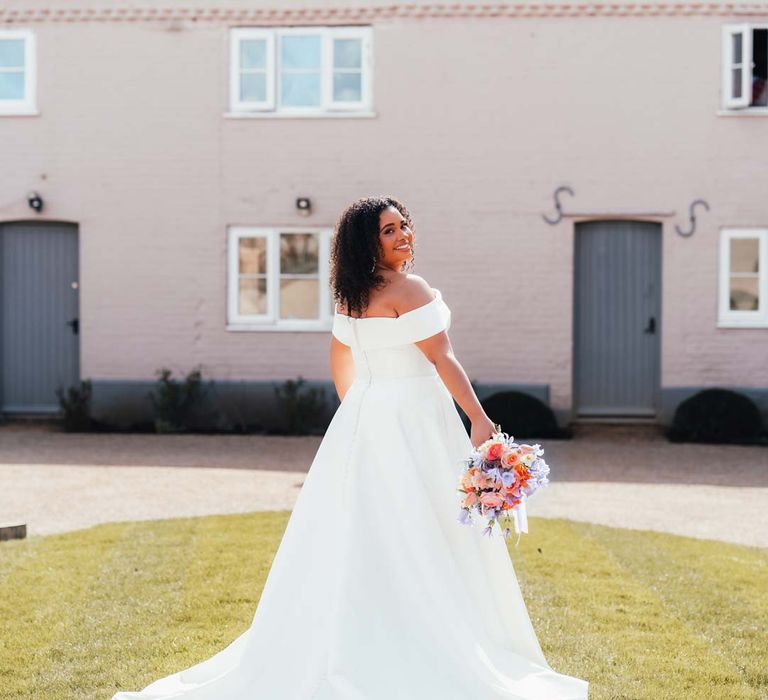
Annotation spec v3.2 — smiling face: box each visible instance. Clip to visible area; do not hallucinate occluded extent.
[377,205,414,271]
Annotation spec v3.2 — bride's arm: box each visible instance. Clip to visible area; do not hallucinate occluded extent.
[330,336,355,401]
[416,332,496,447]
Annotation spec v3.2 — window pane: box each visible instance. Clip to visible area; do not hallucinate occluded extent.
[752,29,768,107]
[333,72,361,102]
[280,233,318,274]
[239,237,267,274]
[730,238,759,273]
[729,277,759,311]
[0,40,24,68]
[281,35,321,70]
[0,72,24,100]
[732,33,743,64]
[333,38,362,69]
[240,39,267,69]
[239,278,268,315]
[280,278,319,319]
[240,73,266,102]
[280,72,321,107]
[732,68,742,98]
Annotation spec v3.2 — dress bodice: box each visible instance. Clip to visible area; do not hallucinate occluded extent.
[331,288,451,380]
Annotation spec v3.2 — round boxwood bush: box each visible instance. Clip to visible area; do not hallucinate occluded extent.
[478,390,572,439]
[667,388,765,444]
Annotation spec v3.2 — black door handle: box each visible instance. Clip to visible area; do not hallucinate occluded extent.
[66,318,79,335]
[643,316,655,334]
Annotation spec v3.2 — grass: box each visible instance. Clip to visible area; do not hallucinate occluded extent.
[0,513,766,700]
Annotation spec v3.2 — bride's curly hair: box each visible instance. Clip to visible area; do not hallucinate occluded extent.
[329,195,415,318]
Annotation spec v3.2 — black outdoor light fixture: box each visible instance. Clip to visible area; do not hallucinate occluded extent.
[27,191,44,212]
[296,197,311,216]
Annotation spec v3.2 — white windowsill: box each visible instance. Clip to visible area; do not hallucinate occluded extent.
[227,323,333,332]
[223,110,377,119]
[717,319,768,328]
[0,108,39,116]
[716,108,768,117]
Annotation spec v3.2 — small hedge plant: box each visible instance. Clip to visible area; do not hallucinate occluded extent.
[667,388,767,445]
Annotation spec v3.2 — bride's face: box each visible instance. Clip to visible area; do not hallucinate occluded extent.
[377,206,414,271]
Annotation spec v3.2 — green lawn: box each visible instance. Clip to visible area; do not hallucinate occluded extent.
[1,513,766,700]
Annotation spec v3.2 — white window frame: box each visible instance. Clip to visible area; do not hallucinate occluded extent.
[229,28,275,112]
[228,26,372,116]
[718,227,768,327]
[721,23,768,113]
[227,226,335,331]
[0,29,37,116]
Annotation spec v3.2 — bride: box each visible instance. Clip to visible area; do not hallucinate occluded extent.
[112,196,589,699]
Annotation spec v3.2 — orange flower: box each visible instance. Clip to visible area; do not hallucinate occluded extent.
[462,492,479,508]
[501,451,520,468]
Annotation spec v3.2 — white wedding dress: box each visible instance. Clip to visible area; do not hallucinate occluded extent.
[112,288,589,699]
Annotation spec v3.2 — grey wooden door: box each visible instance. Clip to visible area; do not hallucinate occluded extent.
[573,220,661,417]
[1,222,80,413]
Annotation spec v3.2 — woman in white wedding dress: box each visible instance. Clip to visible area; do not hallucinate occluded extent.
[112,196,588,699]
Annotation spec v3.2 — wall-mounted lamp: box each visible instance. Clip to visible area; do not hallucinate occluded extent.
[296,197,311,217]
[27,191,44,213]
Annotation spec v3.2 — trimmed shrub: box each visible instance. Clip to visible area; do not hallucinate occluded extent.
[667,388,765,444]
[480,390,572,439]
[55,379,93,432]
[148,366,208,433]
[273,376,329,435]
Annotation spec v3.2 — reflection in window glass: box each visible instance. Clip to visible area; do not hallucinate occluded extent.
[239,237,267,274]
[280,35,321,107]
[729,237,760,311]
[334,73,362,102]
[281,35,321,69]
[730,277,759,311]
[751,29,768,107]
[281,73,321,106]
[240,74,266,102]
[334,39,361,69]
[241,39,266,69]
[333,38,362,102]
[239,39,268,102]
[280,278,319,319]
[731,238,759,273]
[0,39,24,67]
[280,233,318,274]
[0,39,25,101]
[239,278,268,315]
[280,233,319,318]
[0,73,24,100]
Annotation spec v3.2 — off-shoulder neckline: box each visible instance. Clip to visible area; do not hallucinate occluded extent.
[335,288,442,321]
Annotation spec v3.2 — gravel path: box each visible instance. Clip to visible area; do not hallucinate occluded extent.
[1,421,765,548]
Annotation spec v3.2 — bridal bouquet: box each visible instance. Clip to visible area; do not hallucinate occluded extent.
[456,423,550,541]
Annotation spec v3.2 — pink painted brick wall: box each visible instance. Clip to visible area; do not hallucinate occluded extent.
[1,3,766,418]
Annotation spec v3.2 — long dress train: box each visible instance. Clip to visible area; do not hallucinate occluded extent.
[112,287,589,699]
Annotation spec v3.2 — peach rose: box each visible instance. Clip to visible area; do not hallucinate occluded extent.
[479,491,505,509]
[461,469,477,491]
[462,492,479,508]
[500,450,520,468]
[471,471,492,489]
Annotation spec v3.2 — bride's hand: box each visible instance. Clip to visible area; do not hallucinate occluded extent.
[470,414,496,448]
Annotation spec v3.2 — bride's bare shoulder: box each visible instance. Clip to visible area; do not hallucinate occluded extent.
[391,274,435,315]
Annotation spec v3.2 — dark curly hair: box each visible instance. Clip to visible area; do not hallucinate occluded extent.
[329,195,416,318]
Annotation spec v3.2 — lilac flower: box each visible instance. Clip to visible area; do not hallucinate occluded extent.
[486,467,501,482]
[500,471,516,487]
